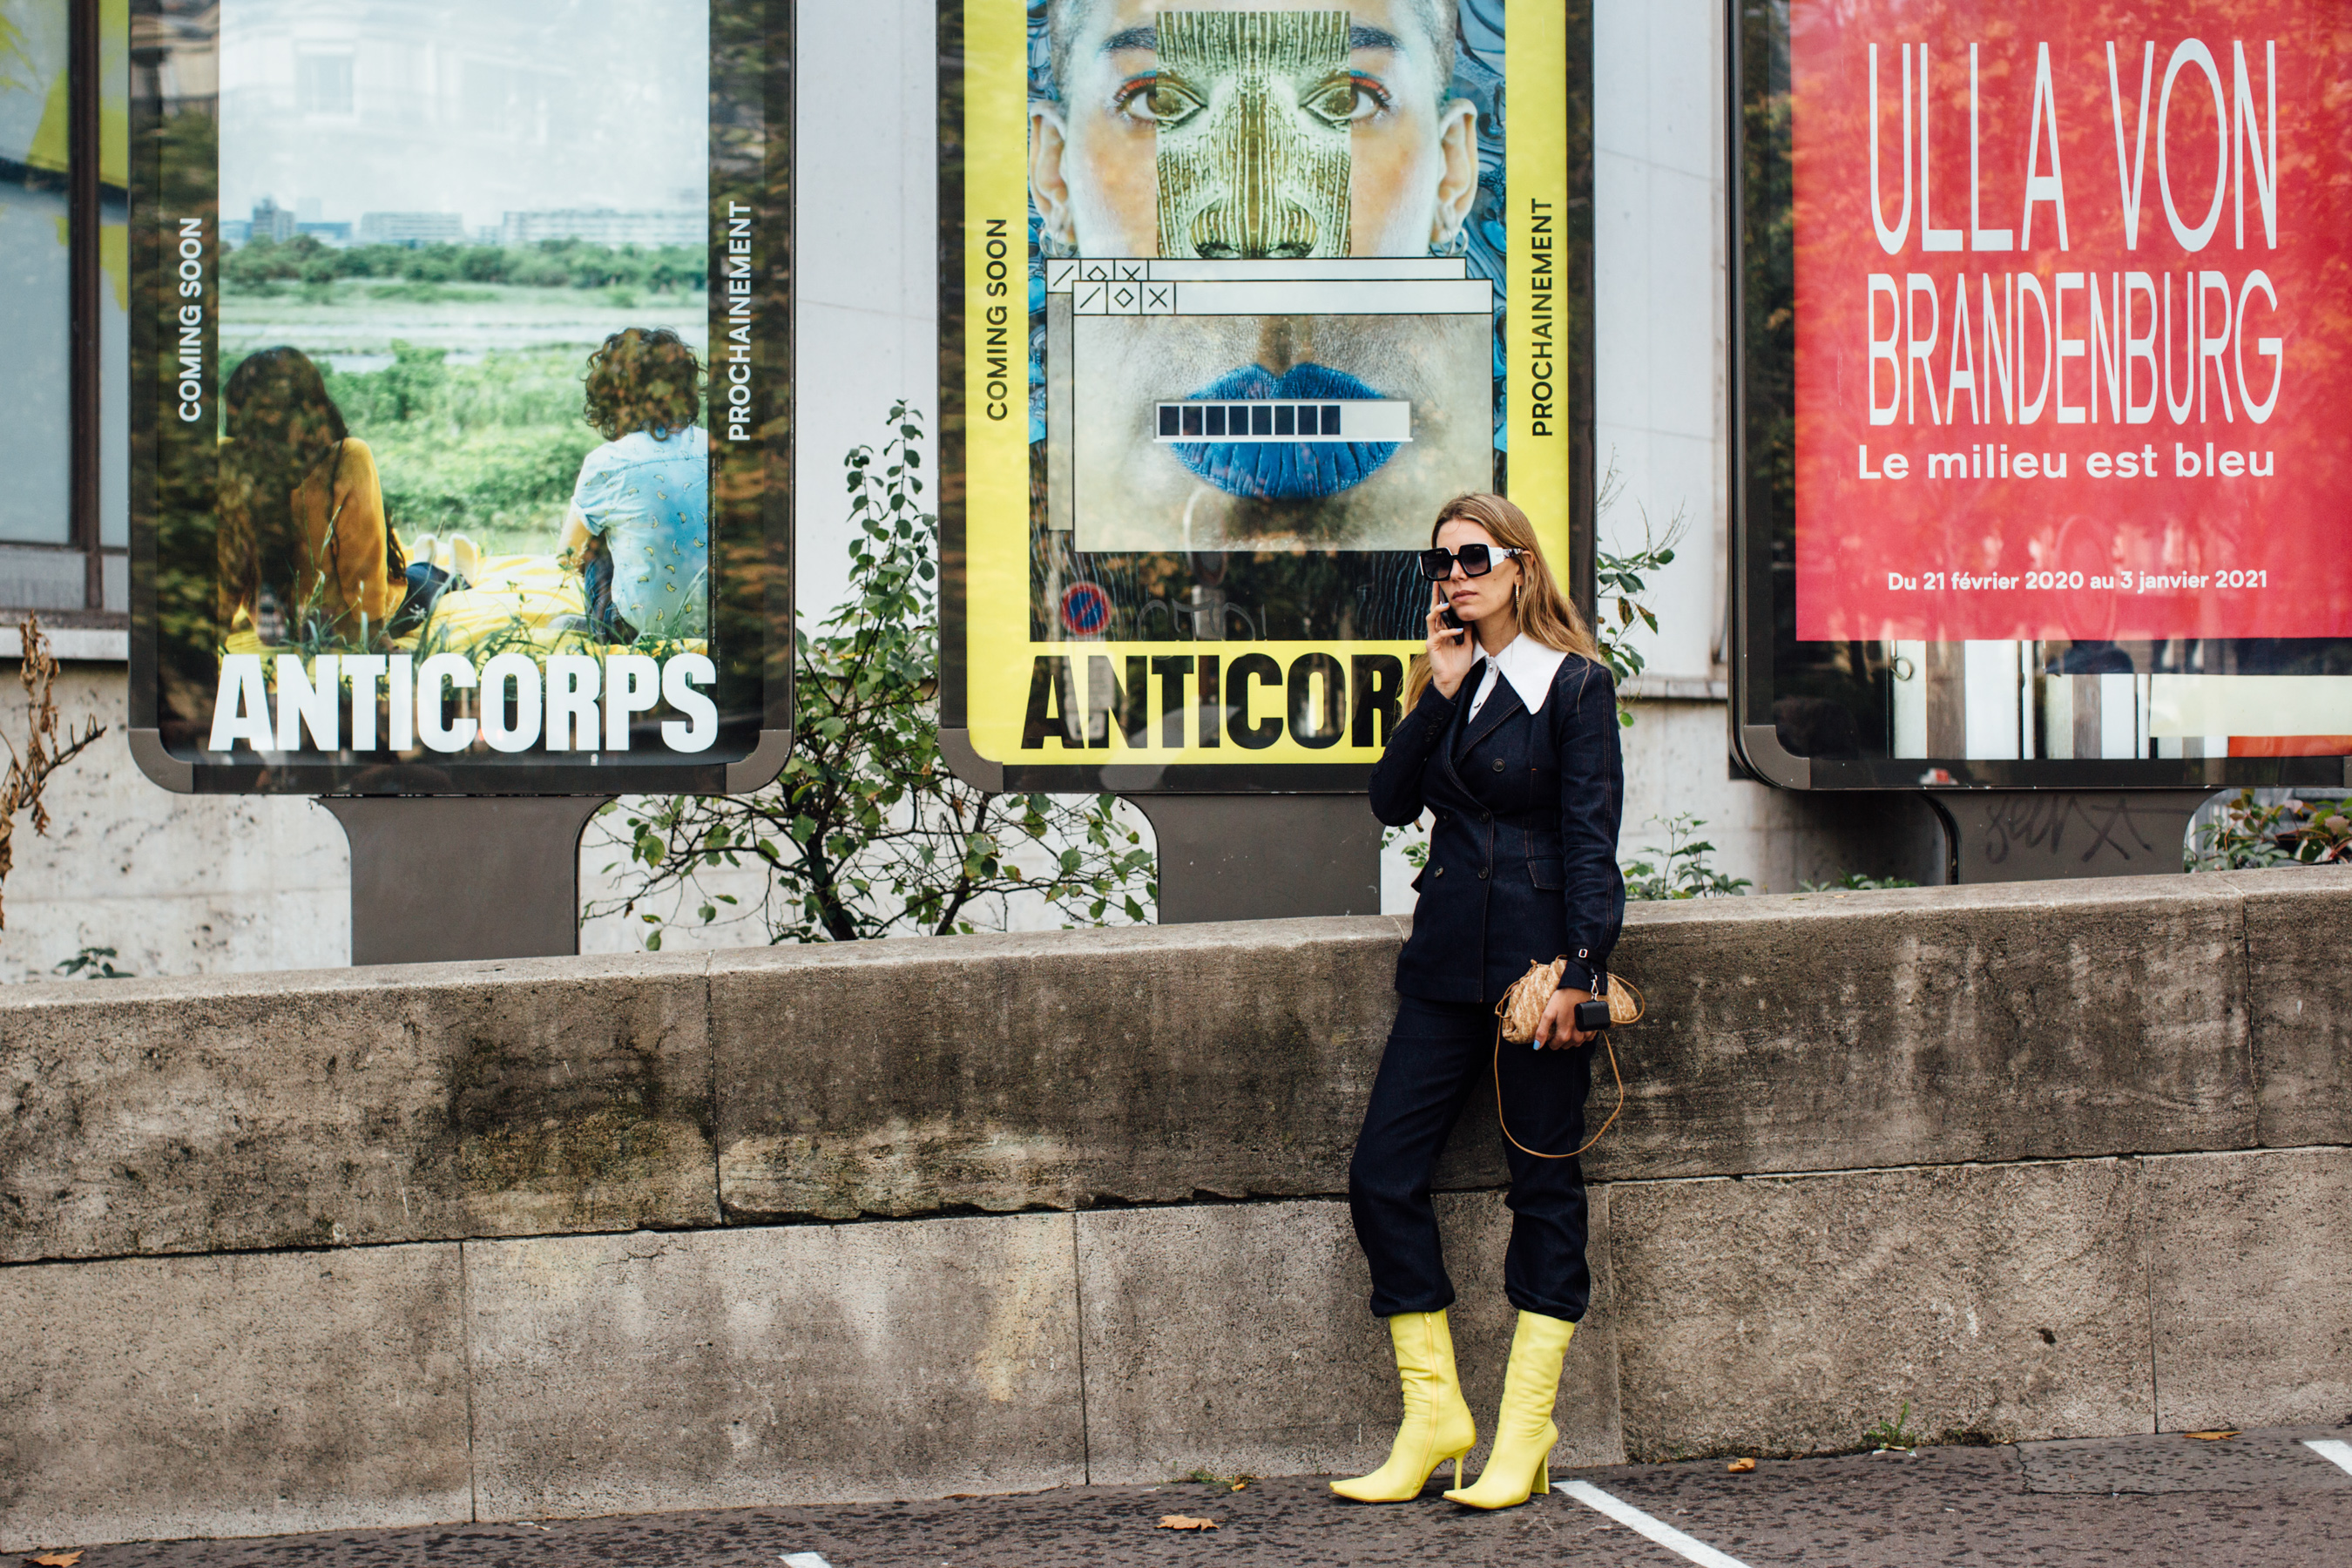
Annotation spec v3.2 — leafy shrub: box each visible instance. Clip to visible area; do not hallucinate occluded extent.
[1623,814,1753,901]
[2191,790,2352,869]
[590,404,1156,945]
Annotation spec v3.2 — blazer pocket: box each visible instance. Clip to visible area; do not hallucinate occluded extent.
[1528,858,1565,889]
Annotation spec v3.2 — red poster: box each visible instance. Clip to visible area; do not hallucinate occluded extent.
[1791,0,2352,643]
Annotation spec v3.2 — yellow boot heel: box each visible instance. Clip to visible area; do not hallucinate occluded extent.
[1331,1309,1477,1502]
[1445,1311,1575,1510]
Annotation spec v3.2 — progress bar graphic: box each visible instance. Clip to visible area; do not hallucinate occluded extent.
[1152,399,1411,443]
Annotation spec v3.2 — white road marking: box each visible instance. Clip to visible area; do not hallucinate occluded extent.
[1560,1479,1757,1568]
[2305,1438,2352,1477]
[780,1554,834,1568]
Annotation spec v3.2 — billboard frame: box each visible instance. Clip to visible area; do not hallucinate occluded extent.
[1726,0,2352,795]
[123,0,796,800]
[935,0,1598,797]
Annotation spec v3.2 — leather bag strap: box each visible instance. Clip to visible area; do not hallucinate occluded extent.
[1491,1017,1624,1161]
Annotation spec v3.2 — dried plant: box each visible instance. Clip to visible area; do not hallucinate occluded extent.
[0,617,108,930]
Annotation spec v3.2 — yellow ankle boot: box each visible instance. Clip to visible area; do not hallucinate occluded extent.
[1330,1309,1477,1502]
[1443,1310,1575,1509]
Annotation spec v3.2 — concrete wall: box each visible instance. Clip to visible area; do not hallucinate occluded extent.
[4,868,2346,1547]
[0,658,351,982]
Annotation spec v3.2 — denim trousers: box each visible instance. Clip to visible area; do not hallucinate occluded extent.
[1347,993,1594,1322]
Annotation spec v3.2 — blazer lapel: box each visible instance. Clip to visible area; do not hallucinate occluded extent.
[1453,670,1526,761]
[1430,678,1478,801]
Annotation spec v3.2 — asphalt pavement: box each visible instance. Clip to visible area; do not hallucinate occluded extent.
[42,1425,2352,1567]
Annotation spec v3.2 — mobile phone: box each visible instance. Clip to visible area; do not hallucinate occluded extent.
[1573,997,1612,1033]
[1439,605,1464,631]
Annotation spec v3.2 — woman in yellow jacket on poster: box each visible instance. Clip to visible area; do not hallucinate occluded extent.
[216,347,404,643]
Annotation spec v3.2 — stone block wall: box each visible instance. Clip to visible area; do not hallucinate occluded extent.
[3,868,2347,1548]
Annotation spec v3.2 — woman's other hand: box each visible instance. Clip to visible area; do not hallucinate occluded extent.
[1425,585,1476,698]
[1534,987,1597,1050]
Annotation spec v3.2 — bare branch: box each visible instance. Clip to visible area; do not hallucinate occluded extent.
[0,616,109,930]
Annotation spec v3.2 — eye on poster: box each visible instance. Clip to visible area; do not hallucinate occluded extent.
[129,0,790,794]
[1791,0,2352,648]
[941,0,1587,788]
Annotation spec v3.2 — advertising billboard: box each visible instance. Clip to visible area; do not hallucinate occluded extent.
[939,0,1593,791]
[1734,0,2352,788]
[127,0,792,795]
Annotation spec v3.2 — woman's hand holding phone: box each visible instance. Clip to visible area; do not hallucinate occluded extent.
[1533,987,1598,1050]
[1425,585,1476,698]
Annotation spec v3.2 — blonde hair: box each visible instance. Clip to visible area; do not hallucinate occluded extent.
[1404,492,1598,707]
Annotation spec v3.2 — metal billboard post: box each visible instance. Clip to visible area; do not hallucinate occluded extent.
[1130,794,1383,923]
[1922,791,2218,884]
[321,796,612,965]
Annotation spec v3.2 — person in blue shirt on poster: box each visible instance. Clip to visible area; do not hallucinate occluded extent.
[561,327,709,641]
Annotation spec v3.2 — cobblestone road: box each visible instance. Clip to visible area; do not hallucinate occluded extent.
[46,1425,2352,1567]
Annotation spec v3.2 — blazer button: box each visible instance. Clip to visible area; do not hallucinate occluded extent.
[1477,867,1490,880]
[1492,758,1506,772]
[1434,866,1445,877]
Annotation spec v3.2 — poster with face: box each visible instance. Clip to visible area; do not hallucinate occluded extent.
[942,0,1589,787]
[129,0,789,794]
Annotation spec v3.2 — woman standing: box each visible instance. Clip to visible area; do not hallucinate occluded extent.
[1332,492,1625,1511]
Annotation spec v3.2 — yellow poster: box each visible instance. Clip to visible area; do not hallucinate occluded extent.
[947,0,1580,783]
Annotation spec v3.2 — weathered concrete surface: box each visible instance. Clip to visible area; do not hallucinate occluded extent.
[2146,1146,2352,1432]
[0,951,715,1261]
[9,1150,2345,1546]
[1071,1191,1622,1486]
[463,1213,1085,1519]
[708,918,1406,1220]
[704,873,2298,1220]
[1593,875,2255,1179]
[1,868,2345,1549]
[2221,867,2352,1149]
[1608,1159,2156,1462]
[0,1242,468,1553]
[6,869,2341,1260]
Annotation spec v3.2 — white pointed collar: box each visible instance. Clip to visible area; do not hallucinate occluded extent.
[1469,634,1571,717]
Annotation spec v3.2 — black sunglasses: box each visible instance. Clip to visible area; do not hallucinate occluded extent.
[1416,544,1524,581]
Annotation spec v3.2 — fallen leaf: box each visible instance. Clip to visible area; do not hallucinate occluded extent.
[1726,1456,1756,1473]
[2184,1430,2240,1441]
[30,1553,84,1567]
[1157,1515,1218,1531]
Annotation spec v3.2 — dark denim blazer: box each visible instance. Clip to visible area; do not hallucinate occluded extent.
[1369,652,1626,1006]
